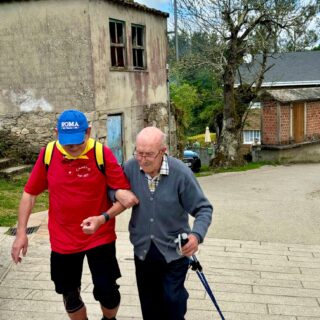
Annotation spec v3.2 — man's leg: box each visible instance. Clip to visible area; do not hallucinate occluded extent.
[86,242,121,320]
[50,251,87,320]
[163,256,189,320]
[134,242,167,320]
[62,288,87,320]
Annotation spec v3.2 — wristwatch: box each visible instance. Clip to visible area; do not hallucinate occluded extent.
[102,212,110,223]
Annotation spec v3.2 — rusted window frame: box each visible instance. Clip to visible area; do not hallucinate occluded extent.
[109,19,127,68]
[131,24,146,70]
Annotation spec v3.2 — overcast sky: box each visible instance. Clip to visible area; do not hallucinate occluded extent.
[135,0,171,14]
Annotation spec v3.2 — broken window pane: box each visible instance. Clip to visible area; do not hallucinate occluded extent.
[132,24,145,69]
[109,19,126,67]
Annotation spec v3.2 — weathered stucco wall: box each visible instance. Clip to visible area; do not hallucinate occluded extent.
[89,1,167,110]
[0,0,94,114]
[89,1,169,157]
[0,0,174,162]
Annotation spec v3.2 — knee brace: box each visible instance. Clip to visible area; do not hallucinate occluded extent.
[94,285,121,309]
[63,288,84,313]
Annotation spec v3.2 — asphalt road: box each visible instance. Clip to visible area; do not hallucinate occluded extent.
[200,163,320,245]
[116,163,320,245]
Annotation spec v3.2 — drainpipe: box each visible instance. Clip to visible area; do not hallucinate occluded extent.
[166,63,171,154]
[174,0,179,62]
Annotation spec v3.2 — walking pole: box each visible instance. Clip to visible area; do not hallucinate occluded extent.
[176,234,225,320]
[189,255,225,320]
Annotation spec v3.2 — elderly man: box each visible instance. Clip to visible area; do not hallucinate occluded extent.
[11,110,138,320]
[105,126,213,320]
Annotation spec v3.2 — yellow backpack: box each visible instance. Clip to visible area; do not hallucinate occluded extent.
[43,140,105,174]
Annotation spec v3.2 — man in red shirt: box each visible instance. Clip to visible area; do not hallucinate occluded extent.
[11,110,138,320]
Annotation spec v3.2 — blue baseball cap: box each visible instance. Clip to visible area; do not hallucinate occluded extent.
[57,110,89,145]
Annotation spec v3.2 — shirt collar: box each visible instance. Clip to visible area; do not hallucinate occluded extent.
[140,154,169,176]
[56,138,95,160]
[160,154,169,175]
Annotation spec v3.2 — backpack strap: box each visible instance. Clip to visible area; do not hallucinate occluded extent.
[43,140,105,175]
[94,140,105,175]
[43,141,56,171]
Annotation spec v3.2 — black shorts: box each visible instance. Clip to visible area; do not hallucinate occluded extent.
[51,241,121,294]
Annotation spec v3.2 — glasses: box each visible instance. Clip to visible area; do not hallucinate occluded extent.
[133,150,162,160]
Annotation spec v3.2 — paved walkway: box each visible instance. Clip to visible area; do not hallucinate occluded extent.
[1,211,320,320]
[2,164,320,319]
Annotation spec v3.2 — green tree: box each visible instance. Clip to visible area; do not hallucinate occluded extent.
[178,0,320,166]
[169,30,223,136]
[170,82,201,129]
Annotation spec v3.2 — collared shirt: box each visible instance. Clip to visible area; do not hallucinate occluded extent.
[143,154,169,193]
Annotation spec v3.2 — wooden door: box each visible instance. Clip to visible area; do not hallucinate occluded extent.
[107,114,124,164]
[293,103,304,143]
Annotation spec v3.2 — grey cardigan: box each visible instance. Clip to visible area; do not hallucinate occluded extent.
[123,156,213,263]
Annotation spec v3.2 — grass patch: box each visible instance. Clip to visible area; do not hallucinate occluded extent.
[195,161,278,177]
[0,173,48,227]
[212,161,276,174]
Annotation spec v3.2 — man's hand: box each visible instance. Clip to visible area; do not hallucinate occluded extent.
[11,232,28,264]
[115,189,139,208]
[181,234,199,257]
[81,216,105,235]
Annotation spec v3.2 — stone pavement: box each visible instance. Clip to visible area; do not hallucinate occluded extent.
[1,211,320,320]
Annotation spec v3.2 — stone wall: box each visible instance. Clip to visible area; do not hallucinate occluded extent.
[0,105,175,163]
[0,112,57,163]
[253,141,320,163]
[144,103,177,156]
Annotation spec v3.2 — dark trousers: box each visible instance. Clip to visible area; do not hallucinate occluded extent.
[134,242,189,320]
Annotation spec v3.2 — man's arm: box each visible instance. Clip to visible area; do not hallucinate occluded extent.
[178,169,213,257]
[11,191,37,264]
[81,201,127,234]
[112,189,139,208]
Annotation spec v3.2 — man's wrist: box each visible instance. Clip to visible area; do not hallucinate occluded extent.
[101,212,110,223]
[191,232,202,244]
[16,227,27,236]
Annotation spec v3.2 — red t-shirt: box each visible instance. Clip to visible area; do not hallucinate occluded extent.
[25,145,130,254]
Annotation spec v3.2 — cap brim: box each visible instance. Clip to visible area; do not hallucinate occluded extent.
[58,131,86,145]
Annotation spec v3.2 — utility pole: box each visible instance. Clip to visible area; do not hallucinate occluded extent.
[174,0,179,61]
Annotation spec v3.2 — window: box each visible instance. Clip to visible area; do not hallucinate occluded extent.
[132,24,145,69]
[109,19,126,67]
[243,130,261,144]
[249,101,262,109]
